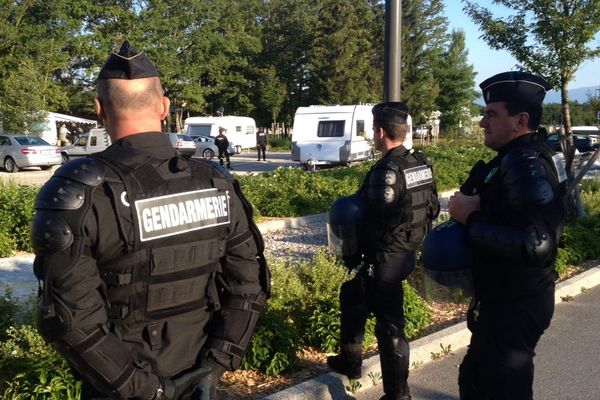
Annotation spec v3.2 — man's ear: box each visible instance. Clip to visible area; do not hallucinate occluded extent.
[160,96,170,120]
[94,97,106,121]
[517,112,530,130]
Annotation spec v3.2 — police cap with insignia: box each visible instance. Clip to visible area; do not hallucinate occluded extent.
[372,102,409,124]
[98,41,159,80]
[479,71,552,105]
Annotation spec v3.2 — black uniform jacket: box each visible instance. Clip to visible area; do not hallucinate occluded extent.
[33,132,262,395]
[465,133,564,302]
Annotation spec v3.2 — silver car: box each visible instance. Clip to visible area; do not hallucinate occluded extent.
[0,134,62,172]
[192,134,234,160]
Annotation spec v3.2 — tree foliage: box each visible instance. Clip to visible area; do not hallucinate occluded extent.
[0,0,478,135]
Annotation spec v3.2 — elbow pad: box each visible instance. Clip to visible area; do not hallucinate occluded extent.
[501,148,554,208]
[468,220,554,268]
[203,292,267,370]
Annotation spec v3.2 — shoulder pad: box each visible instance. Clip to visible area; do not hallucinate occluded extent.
[35,158,105,210]
[55,157,105,186]
[367,162,399,205]
[501,147,554,207]
[31,210,73,254]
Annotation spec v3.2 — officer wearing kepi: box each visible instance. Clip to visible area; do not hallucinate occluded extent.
[328,102,440,400]
[31,42,269,400]
[447,71,566,399]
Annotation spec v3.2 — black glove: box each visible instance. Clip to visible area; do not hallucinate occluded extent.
[156,366,211,400]
[187,362,226,400]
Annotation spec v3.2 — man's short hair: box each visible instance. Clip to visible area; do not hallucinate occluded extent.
[219,127,226,134]
[504,101,543,130]
[372,102,410,141]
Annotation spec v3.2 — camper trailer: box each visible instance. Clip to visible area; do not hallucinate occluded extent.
[291,104,413,167]
[184,116,257,153]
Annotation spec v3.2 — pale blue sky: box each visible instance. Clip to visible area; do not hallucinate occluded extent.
[444,0,600,90]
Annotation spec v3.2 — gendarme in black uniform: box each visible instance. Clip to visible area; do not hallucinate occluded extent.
[456,71,566,400]
[328,102,440,400]
[31,43,268,400]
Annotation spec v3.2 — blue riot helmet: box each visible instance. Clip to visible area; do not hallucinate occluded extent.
[422,219,475,294]
[327,194,367,260]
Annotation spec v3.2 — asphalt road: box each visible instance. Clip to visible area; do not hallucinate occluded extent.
[0,151,300,186]
[352,284,600,400]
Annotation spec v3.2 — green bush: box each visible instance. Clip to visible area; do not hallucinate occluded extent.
[268,136,291,151]
[0,182,38,255]
[242,250,430,374]
[0,325,81,399]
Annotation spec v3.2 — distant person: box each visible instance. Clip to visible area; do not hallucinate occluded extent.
[256,128,267,161]
[448,71,566,399]
[215,127,231,169]
[58,123,71,146]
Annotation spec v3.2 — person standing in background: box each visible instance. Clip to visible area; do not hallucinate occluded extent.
[256,128,267,161]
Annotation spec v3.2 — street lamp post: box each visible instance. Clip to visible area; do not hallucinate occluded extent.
[384,0,401,102]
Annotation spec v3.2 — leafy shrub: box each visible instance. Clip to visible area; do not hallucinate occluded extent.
[268,136,291,151]
[555,214,600,275]
[243,250,431,374]
[0,182,38,254]
[0,325,81,399]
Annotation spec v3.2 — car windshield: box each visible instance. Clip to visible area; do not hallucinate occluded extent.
[14,136,50,146]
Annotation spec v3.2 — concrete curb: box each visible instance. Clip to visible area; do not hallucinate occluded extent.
[262,265,600,400]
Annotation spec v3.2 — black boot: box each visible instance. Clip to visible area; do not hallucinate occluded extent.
[376,321,412,400]
[327,344,362,379]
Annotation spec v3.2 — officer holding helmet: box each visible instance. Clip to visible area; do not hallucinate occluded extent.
[328,102,440,400]
[31,42,268,399]
[448,71,566,399]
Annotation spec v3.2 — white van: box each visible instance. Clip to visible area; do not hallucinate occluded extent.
[291,104,413,167]
[184,116,257,154]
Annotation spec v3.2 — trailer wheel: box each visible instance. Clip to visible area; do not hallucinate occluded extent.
[235,145,242,154]
[61,153,70,164]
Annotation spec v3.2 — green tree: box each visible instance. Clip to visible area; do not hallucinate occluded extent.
[400,0,448,123]
[434,29,477,134]
[0,0,89,133]
[462,0,600,181]
[309,0,381,105]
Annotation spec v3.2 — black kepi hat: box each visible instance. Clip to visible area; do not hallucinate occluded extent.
[479,71,551,105]
[372,102,410,124]
[98,41,159,80]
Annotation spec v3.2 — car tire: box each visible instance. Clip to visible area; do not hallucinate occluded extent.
[61,153,69,164]
[202,148,215,160]
[235,145,242,154]
[4,157,18,173]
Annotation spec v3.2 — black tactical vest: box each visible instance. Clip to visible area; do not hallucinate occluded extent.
[94,151,232,326]
[364,147,438,255]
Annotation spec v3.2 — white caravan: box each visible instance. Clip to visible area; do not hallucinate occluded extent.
[291,104,413,167]
[184,116,257,153]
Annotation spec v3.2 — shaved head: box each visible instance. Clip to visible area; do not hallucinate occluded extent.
[97,77,164,118]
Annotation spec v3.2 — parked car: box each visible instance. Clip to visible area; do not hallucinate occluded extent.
[0,134,62,172]
[191,135,218,160]
[546,133,599,153]
[192,134,235,158]
[166,133,196,156]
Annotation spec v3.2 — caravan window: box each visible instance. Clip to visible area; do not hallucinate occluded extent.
[246,125,255,134]
[317,121,345,137]
[236,126,242,133]
[187,124,213,136]
[356,120,365,137]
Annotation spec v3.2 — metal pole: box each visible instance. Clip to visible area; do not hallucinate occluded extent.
[384,0,401,102]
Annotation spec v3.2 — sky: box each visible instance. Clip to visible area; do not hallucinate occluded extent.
[443,0,600,91]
